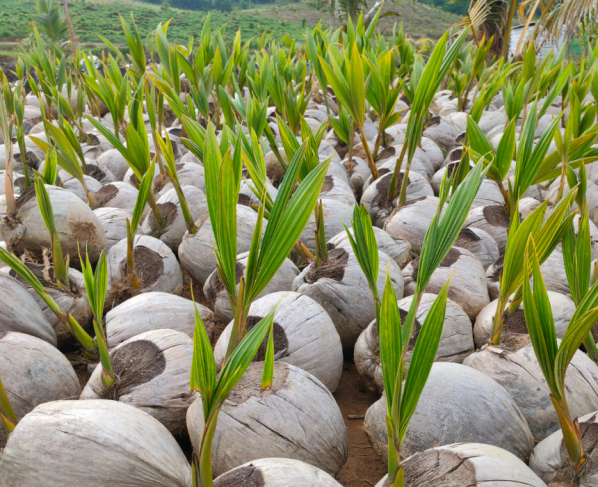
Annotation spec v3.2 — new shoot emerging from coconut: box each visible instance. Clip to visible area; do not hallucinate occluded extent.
[190,289,276,487]
[0,85,16,217]
[522,237,598,473]
[0,375,17,434]
[314,200,328,267]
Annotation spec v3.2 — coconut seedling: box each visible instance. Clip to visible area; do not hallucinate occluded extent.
[0,375,17,435]
[0,80,16,218]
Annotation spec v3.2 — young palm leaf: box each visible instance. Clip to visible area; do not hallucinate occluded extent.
[0,375,17,434]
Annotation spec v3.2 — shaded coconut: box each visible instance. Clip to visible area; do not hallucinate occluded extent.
[213,291,343,392]
[1,185,107,266]
[363,362,534,462]
[106,235,183,307]
[93,207,131,252]
[298,198,353,253]
[105,292,216,349]
[375,443,547,487]
[361,172,434,228]
[328,226,412,269]
[519,197,543,219]
[214,458,343,487]
[96,148,130,181]
[402,247,490,319]
[420,136,444,171]
[473,293,576,348]
[0,274,56,345]
[0,331,81,448]
[318,174,356,208]
[187,362,348,476]
[204,252,299,323]
[81,329,194,435]
[384,196,442,252]
[141,185,208,250]
[238,179,278,208]
[0,399,192,487]
[453,227,499,269]
[92,181,139,214]
[464,204,512,254]
[530,410,598,486]
[355,293,474,391]
[84,161,117,185]
[179,205,261,287]
[264,149,287,184]
[342,156,372,197]
[292,246,404,351]
[465,342,598,441]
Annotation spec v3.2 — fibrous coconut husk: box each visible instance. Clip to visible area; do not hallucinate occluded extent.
[342,156,371,198]
[96,148,130,181]
[93,207,131,253]
[453,227,500,270]
[92,181,139,215]
[298,198,353,253]
[464,204,512,255]
[62,175,103,203]
[318,174,356,209]
[156,162,205,196]
[384,196,442,252]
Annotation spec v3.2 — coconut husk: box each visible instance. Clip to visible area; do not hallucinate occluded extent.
[93,207,132,253]
[363,363,534,462]
[342,156,371,198]
[422,116,460,152]
[420,137,444,172]
[0,331,81,448]
[298,198,354,253]
[62,175,103,203]
[264,149,287,185]
[93,181,139,215]
[187,362,348,477]
[213,291,343,392]
[454,227,499,269]
[376,146,435,181]
[96,148,130,181]
[0,399,192,486]
[464,204,512,255]
[239,179,278,208]
[156,162,206,197]
[384,196,442,252]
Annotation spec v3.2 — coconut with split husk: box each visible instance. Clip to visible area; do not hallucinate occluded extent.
[342,156,371,197]
[374,443,547,487]
[402,247,490,320]
[81,329,194,436]
[141,185,208,251]
[213,291,343,392]
[213,458,343,487]
[464,204,513,255]
[292,245,403,352]
[0,399,192,486]
[106,235,183,308]
[361,172,434,228]
[187,361,348,477]
[0,273,57,345]
[96,148,130,181]
[298,198,354,253]
[465,341,598,441]
[529,410,598,485]
[204,252,299,323]
[179,204,261,287]
[473,293,576,348]
[328,226,412,269]
[92,181,139,214]
[363,362,534,462]
[105,292,216,350]
[355,293,474,392]
[93,207,131,253]
[1,185,107,266]
[453,227,499,269]
[0,331,81,448]
[384,196,442,252]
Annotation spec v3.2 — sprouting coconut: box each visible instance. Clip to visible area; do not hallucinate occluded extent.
[0,274,57,345]
[141,185,208,250]
[81,329,194,436]
[213,291,343,392]
[473,293,576,348]
[92,181,139,215]
[96,148,130,181]
[361,172,434,228]
[363,362,534,462]
[465,342,598,441]
[329,227,412,269]
[93,207,131,253]
[529,410,598,485]
[106,235,183,307]
[384,196,442,252]
[375,443,547,487]
[464,204,513,255]
[204,252,299,323]
[213,458,343,487]
[155,161,206,197]
[1,185,107,266]
[355,293,474,392]
[105,292,216,350]
[264,149,287,184]
[0,331,81,448]
[402,247,490,320]
[187,362,348,477]
[0,399,192,486]
[453,227,499,269]
[179,204,262,287]
[298,198,354,253]
[292,245,404,351]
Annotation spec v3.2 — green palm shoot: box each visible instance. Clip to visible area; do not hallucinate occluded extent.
[0,375,18,434]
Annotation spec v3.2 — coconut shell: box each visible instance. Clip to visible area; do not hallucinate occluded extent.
[156,162,205,196]
[239,179,278,208]
[81,329,194,435]
[299,198,353,252]
[0,274,56,345]
[105,292,216,349]
[465,342,598,441]
[1,185,107,266]
[96,149,130,181]
[384,196,442,252]
[292,246,404,351]
[318,174,356,209]
[93,207,132,252]
[0,331,81,448]
[62,175,103,202]
[464,205,512,255]
[187,362,348,476]
[93,181,139,214]
[375,443,546,487]
[214,291,343,392]
[214,458,343,486]
[453,227,499,269]
[204,252,299,323]
[355,293,474,391]
[342,156,372,197]
[422,117,459,152]
[420,137,444,171]
[376,147,435,181]
[0,399,192,487]
[363,363,534,462]
[403,247,490,320]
